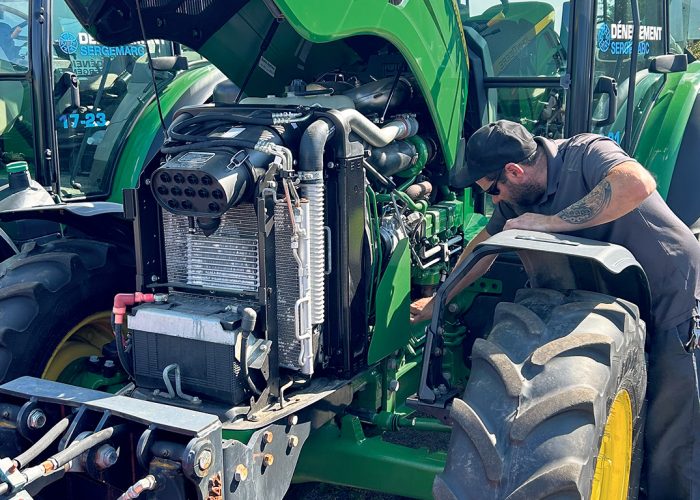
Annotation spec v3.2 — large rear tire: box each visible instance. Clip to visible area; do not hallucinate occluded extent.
[0,238,133,381]
[435,289,647,499]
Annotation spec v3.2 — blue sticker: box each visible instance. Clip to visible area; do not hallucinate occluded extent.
[597,24,611,53]
[607,130,621,144]
[58,32,79,55]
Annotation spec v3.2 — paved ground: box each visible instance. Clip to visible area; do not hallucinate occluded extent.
[284,426,450,499]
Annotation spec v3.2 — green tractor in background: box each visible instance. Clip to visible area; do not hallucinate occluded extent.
[0,0,696,499]
[0,0,227,381]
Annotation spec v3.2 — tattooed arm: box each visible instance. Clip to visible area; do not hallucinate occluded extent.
[504,161,656,232]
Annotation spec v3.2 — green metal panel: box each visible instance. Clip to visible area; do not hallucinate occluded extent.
[634,62,700,199]
[272,0,469,167]
[106,65,220,202]
[293,415,444,499]
[368,239,411,365]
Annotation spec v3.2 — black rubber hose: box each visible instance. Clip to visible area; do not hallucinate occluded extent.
[14,416,72,469]
[299,119,332,173]
[111,314,134,379]
[240,308,262,396]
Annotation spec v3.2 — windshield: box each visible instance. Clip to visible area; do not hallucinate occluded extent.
[670,0,700,55]
[461,0,569,77]
[52,0,179,200]
[0,0,28,71]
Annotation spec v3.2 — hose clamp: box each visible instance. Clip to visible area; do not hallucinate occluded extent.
[298,171,323,181]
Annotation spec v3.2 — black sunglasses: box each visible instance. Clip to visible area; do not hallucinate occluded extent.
[484,169,504,196]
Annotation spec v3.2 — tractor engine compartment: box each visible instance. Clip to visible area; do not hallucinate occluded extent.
[121,69,473,411]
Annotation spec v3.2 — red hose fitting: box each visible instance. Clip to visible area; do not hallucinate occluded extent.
[112,293,155,325]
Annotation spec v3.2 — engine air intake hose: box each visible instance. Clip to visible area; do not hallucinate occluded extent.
[338,109,418,147]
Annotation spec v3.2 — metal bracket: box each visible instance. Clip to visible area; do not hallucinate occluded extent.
[154,364,201,404]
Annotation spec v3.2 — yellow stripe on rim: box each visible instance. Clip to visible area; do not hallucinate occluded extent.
[41,312,115,380]
[591,390,633,500]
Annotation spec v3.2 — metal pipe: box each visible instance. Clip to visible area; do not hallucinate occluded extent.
[398,416,452,433]
[339,109,418,147]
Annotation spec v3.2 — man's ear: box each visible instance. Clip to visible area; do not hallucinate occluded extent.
[504,162,525,181]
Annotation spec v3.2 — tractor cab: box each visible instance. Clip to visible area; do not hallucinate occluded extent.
[0,0,216,202]
[461,0,700,232]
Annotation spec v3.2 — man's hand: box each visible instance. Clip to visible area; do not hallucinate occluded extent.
[410,296,434,324]
[504,213,563,232]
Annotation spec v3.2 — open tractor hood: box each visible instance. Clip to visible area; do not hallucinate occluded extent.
[64,0,469,166]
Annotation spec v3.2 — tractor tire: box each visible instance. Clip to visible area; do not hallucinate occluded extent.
[0,238,133,381]
[434,288,646,500]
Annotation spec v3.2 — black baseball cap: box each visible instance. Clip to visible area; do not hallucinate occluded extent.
[462,120,537,186]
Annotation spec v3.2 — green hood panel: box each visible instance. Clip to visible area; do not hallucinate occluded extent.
[273,0,468,165]
[66,0,468,166]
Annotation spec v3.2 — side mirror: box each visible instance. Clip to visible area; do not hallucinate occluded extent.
[592,76,618,128]
[649,54,688,74]
[149,56,189,72]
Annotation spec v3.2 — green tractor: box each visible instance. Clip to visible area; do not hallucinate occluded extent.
[0,0,696,498]
[0,0,227,380]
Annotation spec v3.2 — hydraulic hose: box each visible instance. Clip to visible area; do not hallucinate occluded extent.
[13,416,72,469]
[118,475,158,500]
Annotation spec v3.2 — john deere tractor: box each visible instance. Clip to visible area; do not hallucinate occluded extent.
[0,0,696,499]
[0,0,227,381]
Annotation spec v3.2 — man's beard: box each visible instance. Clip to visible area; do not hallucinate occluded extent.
[508,180,545,208]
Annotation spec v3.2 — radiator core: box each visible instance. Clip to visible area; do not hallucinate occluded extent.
[162,205,260,293]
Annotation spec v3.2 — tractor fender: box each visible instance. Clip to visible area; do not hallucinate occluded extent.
[0,202,132,250]
[474,230,652,325]
[0,227,18,260]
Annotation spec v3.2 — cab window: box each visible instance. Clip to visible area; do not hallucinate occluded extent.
[0,0,32,184]
[52,0,176,199]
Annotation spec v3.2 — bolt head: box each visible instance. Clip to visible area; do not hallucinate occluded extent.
[234,464,248,482]
[388,379,400,392]
[197,449,213,471]
[262,454,274,467]
[104,360,115,368]
[448,303,459,313]
[95,444,119,470]
[89,355,100,363]
[27,409,46,430]
[288,435,299,448]
[288,415,298,426]
[262,431,274,444]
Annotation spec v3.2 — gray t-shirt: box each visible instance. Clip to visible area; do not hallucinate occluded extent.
[486,134,700,331]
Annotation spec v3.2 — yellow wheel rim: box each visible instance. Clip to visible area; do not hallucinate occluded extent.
[591,389,633,500]
[41,312,114,380]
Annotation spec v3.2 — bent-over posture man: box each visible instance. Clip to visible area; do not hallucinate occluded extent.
[411,120,700,499]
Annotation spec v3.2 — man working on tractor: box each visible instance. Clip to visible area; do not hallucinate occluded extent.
[410,120,700,499]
